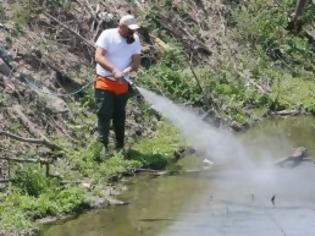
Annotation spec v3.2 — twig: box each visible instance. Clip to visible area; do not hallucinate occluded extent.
[83,0,98,20]
[185,52,219,113]
[43,12,95,49]
[73,0,95,19]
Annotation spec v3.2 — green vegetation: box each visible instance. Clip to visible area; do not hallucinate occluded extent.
[60,119,183,181]
[0,166,85,231]
[139,0,315,124]
[2,0,315,233]
[0,114,183,232]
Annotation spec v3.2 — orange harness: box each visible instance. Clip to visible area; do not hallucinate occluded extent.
[95,76,128,95]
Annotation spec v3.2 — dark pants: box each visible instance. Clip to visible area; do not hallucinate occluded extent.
[95,89,129,149]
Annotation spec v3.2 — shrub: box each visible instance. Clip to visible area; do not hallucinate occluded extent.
[12,166,59,197]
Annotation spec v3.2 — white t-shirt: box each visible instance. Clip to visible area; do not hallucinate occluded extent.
[95,28,141,78]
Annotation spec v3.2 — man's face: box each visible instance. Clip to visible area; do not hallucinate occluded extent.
[119,24,136,38]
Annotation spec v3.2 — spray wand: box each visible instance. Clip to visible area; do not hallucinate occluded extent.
[123,74,134,86]
[122,74,142,98]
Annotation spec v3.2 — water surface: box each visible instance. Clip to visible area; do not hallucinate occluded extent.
[39,116,315,236]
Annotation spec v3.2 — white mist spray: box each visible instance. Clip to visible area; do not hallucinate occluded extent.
[138,87,249,165]
[138,87,315,206]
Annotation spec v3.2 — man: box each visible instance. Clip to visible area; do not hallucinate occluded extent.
[94,15,142,159]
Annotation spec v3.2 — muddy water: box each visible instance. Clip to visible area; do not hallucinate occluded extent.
[39,116,315,236]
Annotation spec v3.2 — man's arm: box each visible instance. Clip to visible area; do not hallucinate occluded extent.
[123,54,141,74]
[95,47,123,78]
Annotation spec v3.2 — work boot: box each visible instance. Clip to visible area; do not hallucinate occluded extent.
[94,141,109,162]
[99,146,109,161]
[115,146,129,158]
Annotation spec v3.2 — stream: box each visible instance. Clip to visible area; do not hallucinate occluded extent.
[39,116,315,236]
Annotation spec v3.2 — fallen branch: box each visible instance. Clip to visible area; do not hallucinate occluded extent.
[73,0,96,19]
[134,168,168,176]
[0,130,59,150]
[0,179,9,183]
[272,108,302,116]
[134,168,212,176]
[0,156,51,164]
[275,146,307,167]
[9,105,60,150]
[43,12,95,49]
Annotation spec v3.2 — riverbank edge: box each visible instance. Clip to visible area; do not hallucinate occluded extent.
[0,121,187,236]
[4,112,313,236]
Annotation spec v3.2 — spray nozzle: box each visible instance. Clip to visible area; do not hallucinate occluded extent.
[123,74,134,86]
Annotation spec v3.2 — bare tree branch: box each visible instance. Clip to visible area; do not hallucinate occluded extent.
[0,130,59,150]
[43,12,95,49]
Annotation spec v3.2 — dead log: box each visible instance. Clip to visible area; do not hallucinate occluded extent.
[275,146,307,167]
[272,108,303,116]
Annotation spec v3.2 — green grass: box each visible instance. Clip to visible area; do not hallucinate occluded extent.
[0,118,184,231]
[129,122,183,169]
[0,167,86,231]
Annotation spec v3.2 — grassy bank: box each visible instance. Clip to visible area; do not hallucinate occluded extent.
[0,113,183,233]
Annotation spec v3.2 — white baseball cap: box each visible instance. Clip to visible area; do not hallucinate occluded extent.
[119,15,140,30]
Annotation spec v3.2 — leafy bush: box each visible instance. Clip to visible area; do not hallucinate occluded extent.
[139,47,204,106]
[12,166,59,197]
[0,182,85,230]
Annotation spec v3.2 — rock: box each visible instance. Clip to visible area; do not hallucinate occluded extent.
[290,146,307,159]
[85,195,107,209]
[81,181,93,190]
[107,196,129,206]
[230,121,243,132]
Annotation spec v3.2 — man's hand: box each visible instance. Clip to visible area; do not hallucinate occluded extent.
[112,68,128,84]
[122,67,132,76]
[112,68,124,80]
